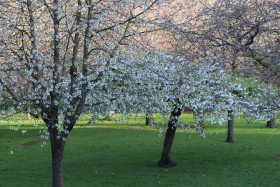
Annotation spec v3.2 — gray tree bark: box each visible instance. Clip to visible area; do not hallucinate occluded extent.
[49,128,65,187]
[226,110,234,143]
[146,106,153,126]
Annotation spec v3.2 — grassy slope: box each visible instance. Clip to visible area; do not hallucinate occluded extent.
[1,113,280,186]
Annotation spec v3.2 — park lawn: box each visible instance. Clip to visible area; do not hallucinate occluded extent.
[1,113,280,186]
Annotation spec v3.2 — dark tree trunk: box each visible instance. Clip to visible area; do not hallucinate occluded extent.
[49,126,65,187]
[226,110,234,143]
[146,106,152,126]
[266,117,275,128]
[157,105,182,167]
[44,107,66,187]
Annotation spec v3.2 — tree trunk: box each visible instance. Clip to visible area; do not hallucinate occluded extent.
[157,105,182,167]
[146,106,152,126]
[266,117,275,128]
[49,125,65,187]
[226,110,234,143]
[51,145,64,187]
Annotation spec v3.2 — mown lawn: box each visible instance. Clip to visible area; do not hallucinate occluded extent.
[1,113,280,186]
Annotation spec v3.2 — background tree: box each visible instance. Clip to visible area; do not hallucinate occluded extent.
[160,0,280,141]
[157,61,234,166]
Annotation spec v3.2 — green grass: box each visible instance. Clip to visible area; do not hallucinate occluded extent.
[1,113,280,186]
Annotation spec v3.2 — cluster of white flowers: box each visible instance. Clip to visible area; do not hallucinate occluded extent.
[0,0,279,143]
